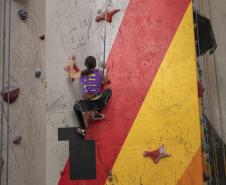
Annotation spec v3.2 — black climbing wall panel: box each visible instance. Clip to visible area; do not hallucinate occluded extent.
[58,127,96,180]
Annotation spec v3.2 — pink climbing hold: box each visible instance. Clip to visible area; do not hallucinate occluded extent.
[95,9,120,23]
[143,145,171,164]
[1,86,20,104]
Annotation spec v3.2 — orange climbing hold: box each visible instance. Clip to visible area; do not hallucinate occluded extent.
[143,145,171,164]
[95,9,120,23]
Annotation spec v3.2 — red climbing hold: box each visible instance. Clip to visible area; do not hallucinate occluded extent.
[60,170,65,176]
[1,86,20,104]
[198,81,204,97]
[143,145,171,164]
[95,9,120,23]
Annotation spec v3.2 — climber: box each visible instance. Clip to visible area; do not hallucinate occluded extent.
[73,56,112,136]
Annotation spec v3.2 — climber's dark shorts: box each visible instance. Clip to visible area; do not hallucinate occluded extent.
[73,88,112,129]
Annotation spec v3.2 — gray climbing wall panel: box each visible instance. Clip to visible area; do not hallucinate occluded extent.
[194,0,226,143]
[0,0,45,185]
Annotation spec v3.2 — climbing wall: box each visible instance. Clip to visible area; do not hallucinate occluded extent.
[0,0,46,185]
[1,0,203,185]
[46,1,129,185]
[52,0,203,185]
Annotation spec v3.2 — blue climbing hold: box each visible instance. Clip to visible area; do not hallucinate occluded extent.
[18,9,28,21]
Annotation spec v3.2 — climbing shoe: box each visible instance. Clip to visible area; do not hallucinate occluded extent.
[92,112,105,121]
[76,128,86,136]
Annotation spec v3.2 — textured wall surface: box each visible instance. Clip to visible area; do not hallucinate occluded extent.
[0,0,46,185]
[46,1,128,185]
[3,0,226,184]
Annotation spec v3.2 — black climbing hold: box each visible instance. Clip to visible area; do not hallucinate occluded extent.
[39,34,45,40]
[35,71,41,78]
[18,9,28,21]
[13,135,22,145]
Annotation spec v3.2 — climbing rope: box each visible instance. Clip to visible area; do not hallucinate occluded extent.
[196,0,226,183]
[204,54,219,185]
[0,0,6,166]
[102,0,108,73]
[207,0,226,177]
[1,0,12,184]
[199,2,219,185]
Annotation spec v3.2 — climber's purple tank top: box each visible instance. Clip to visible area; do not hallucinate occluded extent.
[80,69,103,96]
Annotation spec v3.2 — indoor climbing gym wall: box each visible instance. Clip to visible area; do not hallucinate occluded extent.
[1,0,204,185]
[0,0,46,185]
[46,1,129,185]
[49,0,203,185]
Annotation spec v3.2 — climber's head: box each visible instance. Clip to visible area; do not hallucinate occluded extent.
[81,56,96,76]
[85,56,96,70]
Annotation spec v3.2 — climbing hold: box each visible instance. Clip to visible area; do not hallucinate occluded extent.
[107,171,113,182]
[143,145,171,164]
[41,80,47,88]
[13,135,22,145]
[39,34,45,40]
[35,70,42,78]
[1,86,20,104]
[198,81,204,97]
[18,9,28,21]
[60,170,65,176]
[95,9,120,23]
[64,56,80,81]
